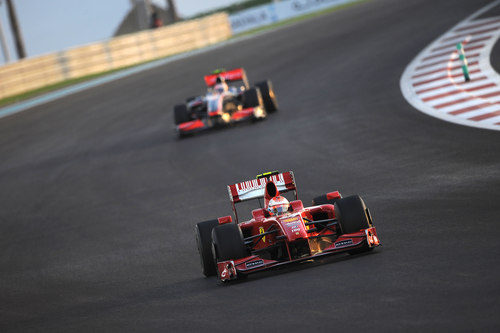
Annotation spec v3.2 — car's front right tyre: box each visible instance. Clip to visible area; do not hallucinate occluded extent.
[195,219,220,277]
[211,223,249,261]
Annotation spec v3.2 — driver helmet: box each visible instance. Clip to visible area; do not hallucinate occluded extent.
[214,76,228,94]
[268,196,290,216]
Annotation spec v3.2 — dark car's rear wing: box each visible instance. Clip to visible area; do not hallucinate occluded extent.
[227,171,297,222]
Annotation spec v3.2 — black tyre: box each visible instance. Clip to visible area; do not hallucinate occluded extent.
[312,193,342,206]
[334,195,372,234]
[242,87,263,109]
[212,223,249,261]
[334,195,374,255]
[174,104,190,125]
[256,80,278,112]
[195,219,219,277]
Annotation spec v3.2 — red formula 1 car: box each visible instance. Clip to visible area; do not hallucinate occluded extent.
[195,171,381,283]
[174,68,278,137]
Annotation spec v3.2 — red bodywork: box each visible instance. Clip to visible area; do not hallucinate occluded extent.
[204,68,249,88]
[176,106,261,135]
[177,119,206,132]
[215,171,381,282]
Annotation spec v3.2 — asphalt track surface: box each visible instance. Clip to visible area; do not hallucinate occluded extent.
[1,0,499,331]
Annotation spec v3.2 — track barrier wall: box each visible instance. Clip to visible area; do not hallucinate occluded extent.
[0,13,231,100]
[229,0,359,34]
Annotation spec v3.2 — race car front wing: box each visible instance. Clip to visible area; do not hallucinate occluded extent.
[216,227,380,282]
[176,107,264,135]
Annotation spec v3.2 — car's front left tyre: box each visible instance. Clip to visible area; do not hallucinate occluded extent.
[256,80,278,112]
[334,195,374,255]
[242,87,264,109]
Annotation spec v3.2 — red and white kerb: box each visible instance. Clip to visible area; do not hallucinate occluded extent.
[400,1,500,131]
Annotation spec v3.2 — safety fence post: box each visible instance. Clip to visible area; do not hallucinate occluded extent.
[456,42,470,82]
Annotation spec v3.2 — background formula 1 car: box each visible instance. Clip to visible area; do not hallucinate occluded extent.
[174,68,278,137]
[195,171,381,283]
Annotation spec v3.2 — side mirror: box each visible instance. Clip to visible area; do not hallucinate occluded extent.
[218,215,232,225]
[326,191,342,200]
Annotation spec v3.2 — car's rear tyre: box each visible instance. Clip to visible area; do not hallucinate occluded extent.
[174,104,190,125]
[212,223,249,261]
[256,80,278,112]
[242,87,263,109]
[312,193,342,206]
[334,195,374,255]
[195,219,219,277]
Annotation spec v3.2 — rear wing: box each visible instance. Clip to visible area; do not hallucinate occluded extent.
[228,171,297,203]
[204,68,249,89]
[227,171,297,223]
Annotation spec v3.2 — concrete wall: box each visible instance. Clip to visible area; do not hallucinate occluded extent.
[0,13,232,100]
